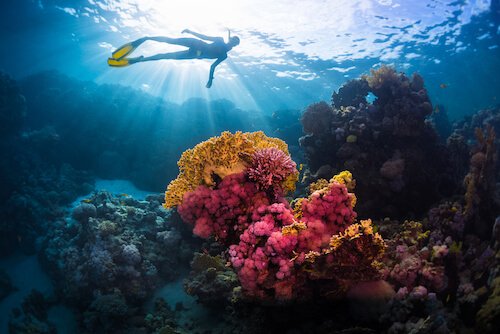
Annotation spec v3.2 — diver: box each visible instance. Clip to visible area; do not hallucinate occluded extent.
[108,29,240,88]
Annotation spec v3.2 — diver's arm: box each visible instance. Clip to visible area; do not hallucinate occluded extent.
[182,29,223,43]
[206,56,227,88]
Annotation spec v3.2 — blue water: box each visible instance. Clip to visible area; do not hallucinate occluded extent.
[0,0,498,118]
[1,1,499,333]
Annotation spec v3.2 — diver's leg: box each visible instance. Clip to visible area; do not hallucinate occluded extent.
[145,37,200,48]
[111,37,149,59]
[129,50,194,63]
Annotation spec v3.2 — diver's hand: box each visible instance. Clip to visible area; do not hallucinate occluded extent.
[182,29,191,34]
[206,78,213,88]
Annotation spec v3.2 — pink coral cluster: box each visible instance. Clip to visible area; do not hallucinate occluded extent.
[179,173,364,300]
[175,144,381,300]
[229,203,299,299]
[381,233,447,293]
[247,147,297,194]
[178,172,270,242]
[298,183,357,251]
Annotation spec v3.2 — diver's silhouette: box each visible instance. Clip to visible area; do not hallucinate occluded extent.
[108,29,240,88]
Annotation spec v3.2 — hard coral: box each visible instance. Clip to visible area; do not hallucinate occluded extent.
[332,78,370,109]
[464,126,497,238]
[301,101,333,136]
[164,131,290,208]
[300,67,450,219]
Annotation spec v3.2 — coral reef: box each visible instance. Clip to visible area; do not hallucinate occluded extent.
[144,298,179,334]
[300,65,453,218]
[1,66,498,334]
[463,126,498,238]
[8,290,56,334]
[332,78,370,109]
[184,253,239,307]
[0,162,93,256]
[167,132,385,302]
[41,192,195,332]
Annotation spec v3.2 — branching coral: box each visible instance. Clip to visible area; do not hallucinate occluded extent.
[247,147,298,195]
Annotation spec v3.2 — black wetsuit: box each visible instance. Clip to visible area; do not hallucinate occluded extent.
[187,38,228,59]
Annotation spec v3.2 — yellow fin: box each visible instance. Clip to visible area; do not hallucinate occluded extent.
[107,58,129,67]
[112,43,135,60]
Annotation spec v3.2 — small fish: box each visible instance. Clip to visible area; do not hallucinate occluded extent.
[434,106,440,114]
[82,199,92,203]
[299,163,304,171]
[439,83,448,89]
[119,193,130,197]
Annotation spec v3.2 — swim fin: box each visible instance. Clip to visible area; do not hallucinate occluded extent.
[111,39,142,60]
[107,57,129,67]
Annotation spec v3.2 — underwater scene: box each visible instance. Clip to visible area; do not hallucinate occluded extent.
[1,0,500,333]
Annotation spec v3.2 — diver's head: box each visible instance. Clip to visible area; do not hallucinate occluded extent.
[228,36,240,47]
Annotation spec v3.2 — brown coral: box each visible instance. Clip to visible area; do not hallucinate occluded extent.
[301,101,333,135]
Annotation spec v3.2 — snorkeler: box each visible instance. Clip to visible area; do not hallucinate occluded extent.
[108,29,240,88]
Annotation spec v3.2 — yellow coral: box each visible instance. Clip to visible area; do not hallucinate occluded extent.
[282,221,307,236]
[283,172,299,195]
[309,178,329,193]
[291,198,305,220]
[346,134,357,143]
[329,235,343,250]
[164,131,292,208]
[360,219,374,235]
[304,251,321,263]
[363,65,399,90]
[331,170,356,191]
[327,219,385,258]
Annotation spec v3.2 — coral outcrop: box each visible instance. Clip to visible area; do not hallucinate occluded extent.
[300,66,453,218]
[166,132,385,302]
[41,192,195,332]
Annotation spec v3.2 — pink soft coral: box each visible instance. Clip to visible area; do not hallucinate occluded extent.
[298,182,357,251]
[229,203,298,299]
[178,172,270,243]
[178,168,380,301]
